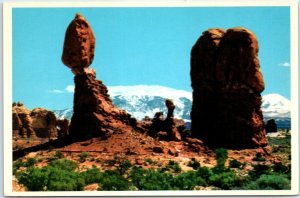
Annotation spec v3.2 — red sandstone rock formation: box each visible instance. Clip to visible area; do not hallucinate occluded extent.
[12,103,60,139]
[62,13,95,75]
[62,14,140,140]
[12,103,36,138]
[191,27,267,149]
[30,108,57,138]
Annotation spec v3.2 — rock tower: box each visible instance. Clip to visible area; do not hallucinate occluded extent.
[190,27,267,148]
[62,14,138,140]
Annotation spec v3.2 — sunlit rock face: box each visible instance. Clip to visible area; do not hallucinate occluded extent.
[190,27,267,149]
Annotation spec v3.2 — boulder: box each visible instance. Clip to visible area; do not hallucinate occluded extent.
[30,108,57,138]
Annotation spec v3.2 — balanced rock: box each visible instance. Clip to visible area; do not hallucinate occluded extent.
[62,13,95,75]
[62,14,140,140]
[190,27,267,149]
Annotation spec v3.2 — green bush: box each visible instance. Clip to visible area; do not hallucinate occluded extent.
[252,153,266,162]
[187,158,201,170]
[26,158,37,167]
[54,150,64,159]
[172,170,206,190]
[164,160,182,173]
[99,170,130,190]
[79,152,90,163]
[196,166,213,180]
[229,159,243,169]
[13,159,26,175]
[80,167,103,184]
[208,171,243,190]
[117,159,132,175]
[17,166,48,191]
[46,166,85,191]
[242,173,290,190]
[17,159,84,191]
[130,167,173,190]
[215,148,228,170]
[249,164,272,179]
[48,159,78,172]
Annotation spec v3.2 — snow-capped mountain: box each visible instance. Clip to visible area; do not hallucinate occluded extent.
[53,85,291,129]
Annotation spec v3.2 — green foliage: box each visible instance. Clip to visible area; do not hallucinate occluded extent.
[187,158,201,170]
[242,173,291,190]
[79,152,90,163]
[172,170,206,190]
[54,150,64,159]
[17,166,48,191]
[248,164,272,179]
[99,170,131,190]
[16,159,84,191]
[229,159,243,169]
[117,159,132,175]
[196,166,213,180]
[164,160,182,173]
[13,159,26,175]
[208,170,243,190]
[46,166,85,191]
[253,153,266,162]
[144,158,155,165]
[26,158,37,167]
[215,148,228,169]
[48,159,78,172]
[80,167,103,184]
[130,167,173,190]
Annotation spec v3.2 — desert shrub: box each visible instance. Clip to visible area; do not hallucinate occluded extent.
[208,170,243,190]
[48,159,78,172]
[252,153,266,162]
[46,166,85,191]
[196,166,213,180]
[242,173,290,190]
[79,152,89,163]
[215,148,228,171]
[24,158,37,167]
[54,150,64,159]
[80,167,103,184]
[99,170,130,190]
[172,170,206,190]
[272,163,290,174]
[17,166,48,191]
[13,159,26,175]
[249,164,272,179]
[17,159,84,191]
[229,159,243,169]
[130,167,173,190]
[144,158,155,165]
[164,160,182,173]
[187,158,201,170]
[117,159,132,175]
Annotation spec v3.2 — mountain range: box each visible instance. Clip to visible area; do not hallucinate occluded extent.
[54,85,291,129]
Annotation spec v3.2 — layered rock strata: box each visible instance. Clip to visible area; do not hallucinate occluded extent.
[190,27,267,148]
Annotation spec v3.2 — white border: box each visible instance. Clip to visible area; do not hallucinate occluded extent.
[3,1,299,196]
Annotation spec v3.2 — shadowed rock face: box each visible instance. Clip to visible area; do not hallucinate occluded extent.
[191,27,267,149]
[62,14,139,140]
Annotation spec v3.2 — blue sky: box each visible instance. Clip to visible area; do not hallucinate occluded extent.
[12,6,290,110]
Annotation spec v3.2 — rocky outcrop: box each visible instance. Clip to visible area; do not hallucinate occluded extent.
[148,99,181,141]
[12,103,61,139]
[30,108,57,138]
[190,27,267,149]
[62,14,140,140]
[12,103,35,138]
[265,119,278,133]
